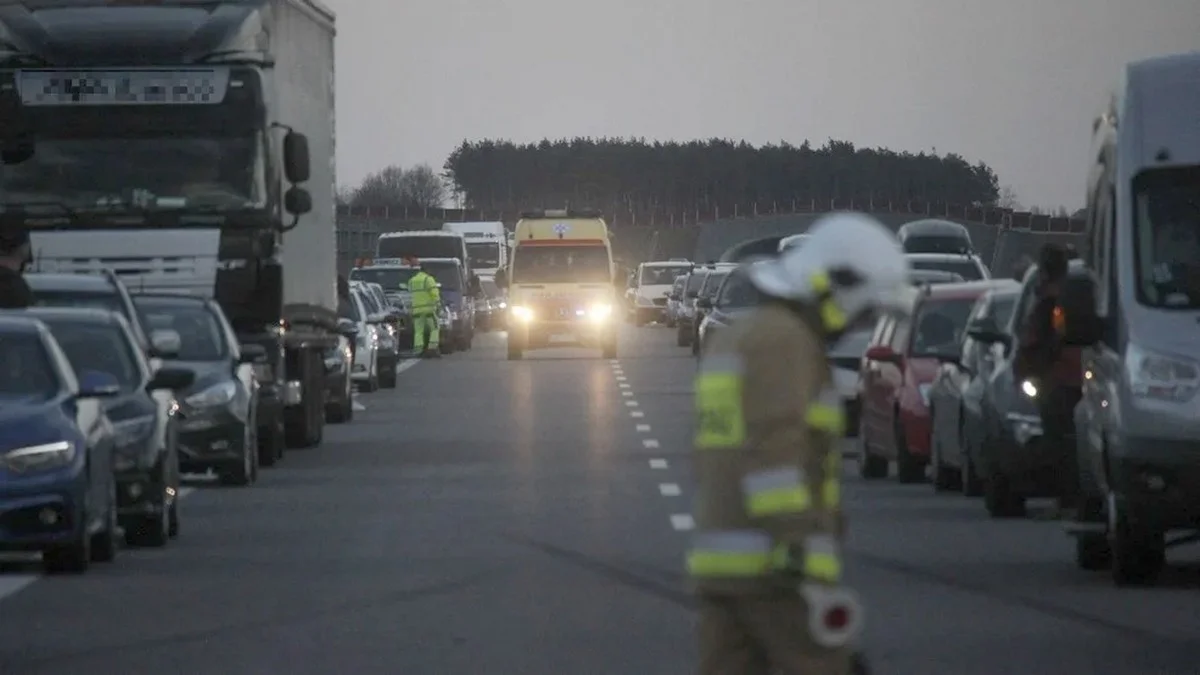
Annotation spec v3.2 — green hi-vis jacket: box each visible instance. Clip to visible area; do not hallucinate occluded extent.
[688,303,845,595]
[408,271,441,315]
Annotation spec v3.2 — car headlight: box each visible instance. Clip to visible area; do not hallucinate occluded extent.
[498,301,507,309]
[588,304,613,322]
[2,440,75,473]
[1125,344,1199,403]
[112,415,156,449]
[1021,379,1038,398]
[917,383,932,407]
[185,380,237,408]
[510,305,534,322]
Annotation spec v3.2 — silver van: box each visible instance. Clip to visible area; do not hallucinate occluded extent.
[1066,50,1200,587]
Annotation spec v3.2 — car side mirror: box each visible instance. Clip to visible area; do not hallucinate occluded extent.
[238,343,268,364]
[864,345,902,364]
[966,318,1011,348]
[76,369,121,398]
[336,317,358,336]
[147,366,194,392]
[149,329,181,358]
[283,131,310,183]
[493,269,508,288]
[284,186,312,216]
[696,297,712,309]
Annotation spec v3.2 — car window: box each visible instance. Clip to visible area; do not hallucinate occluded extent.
[700,272,728,297]
[909,297,978,356]
[685,272,707,294]
[135,301,228,361]
[30,289,124,314]
[908,258,985,281]
[41,319,141,390]
[716,271,759,308]
[640,266,691,285]
[0,332,59,401]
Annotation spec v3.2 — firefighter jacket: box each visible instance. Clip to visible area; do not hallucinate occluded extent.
[408,271,441,316]
[687,302,844,596]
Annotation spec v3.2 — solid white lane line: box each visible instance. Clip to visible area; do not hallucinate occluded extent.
[395,359,421,374]
[0,576,37,603]
[670,514,695,531]
[649,459,668,469]
[636,424,651,432]
[625,400,639,407]
[631,411,645,418]
[659,483,681,496]
[643,439,660,449]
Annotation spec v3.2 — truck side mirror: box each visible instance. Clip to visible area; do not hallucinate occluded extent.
[494,269,508,288]
[283,131,310,183]
[285,186,312,215]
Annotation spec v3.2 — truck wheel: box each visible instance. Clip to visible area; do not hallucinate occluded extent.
[1108,493,1165,586]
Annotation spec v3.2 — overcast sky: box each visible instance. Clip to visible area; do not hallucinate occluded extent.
[322,0,1198,211]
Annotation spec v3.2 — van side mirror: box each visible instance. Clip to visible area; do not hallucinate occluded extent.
[284,186,312,215]
[283,131,310,183]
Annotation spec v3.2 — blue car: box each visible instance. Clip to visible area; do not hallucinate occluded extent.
[0,315,121,574]
[26,308,194,548]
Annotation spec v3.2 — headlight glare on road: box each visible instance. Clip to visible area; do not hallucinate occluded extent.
[1,440,75,473]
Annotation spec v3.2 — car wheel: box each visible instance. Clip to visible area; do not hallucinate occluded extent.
[220,424,256,486]
[43,516,90,575]
[676,323,691,347]
[126,463,170,548]
[259,418,284,465]
[894,417,924,484]
[960,419,984,497]
[857,421,888,480]
[1107,492,1165,586]
[983,471,1025,518]
[360,358,378,392]
[90,478,118,563]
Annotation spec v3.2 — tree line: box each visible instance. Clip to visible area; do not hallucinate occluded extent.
[440,137,1001,214]
[337,164,446,209]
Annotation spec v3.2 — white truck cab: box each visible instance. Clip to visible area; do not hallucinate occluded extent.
[629,260,693,326]
[442,221,507,277]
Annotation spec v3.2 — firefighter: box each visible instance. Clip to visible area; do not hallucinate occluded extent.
[689,213,912,675]
[1014,243,1081,520]
[0,221,32,309]
[406,256,441,358]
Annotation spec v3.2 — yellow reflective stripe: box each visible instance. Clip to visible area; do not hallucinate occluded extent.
[802,534,842,583]
[822,450,840,506]
[809,272,847,332]
[686,530,773,578]
[805,386,845,436]
[694,354,746,449]
[742,466,812,516]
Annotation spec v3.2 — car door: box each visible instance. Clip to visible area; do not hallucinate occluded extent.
[879,316,911,458]
[939,296,988,466]
[215,302,256,420]
[860,316,895,447]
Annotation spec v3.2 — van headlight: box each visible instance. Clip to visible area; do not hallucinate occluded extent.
[1125,344,1199,403]
[2,441,75,473]
[185,380,237,408]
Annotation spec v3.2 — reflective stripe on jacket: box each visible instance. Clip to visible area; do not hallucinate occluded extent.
[409,271,441,315]
[688,303,844,595]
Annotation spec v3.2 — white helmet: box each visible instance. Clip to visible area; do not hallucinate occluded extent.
[746,212,914,329]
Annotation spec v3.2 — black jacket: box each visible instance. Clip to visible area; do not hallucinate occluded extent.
[0,267,31,309]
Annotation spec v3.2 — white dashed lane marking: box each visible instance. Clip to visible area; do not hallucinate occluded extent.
[659,483,681,496]
[631,411,644,418]
[670,514,695,531]
[649,459,668,469]
[636,424,651,432]
[625,401,639,407]
[643,439,660,449]
[622,391,634,397]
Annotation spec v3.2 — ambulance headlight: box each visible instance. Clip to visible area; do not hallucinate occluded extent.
[510,305,534,322]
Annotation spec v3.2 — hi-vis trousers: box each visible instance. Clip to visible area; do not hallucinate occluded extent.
[697,594,852,675]
[412,313,439,352]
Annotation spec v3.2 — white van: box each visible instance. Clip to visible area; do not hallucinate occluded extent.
[442,222,507,276]
[1066,50,1200,586]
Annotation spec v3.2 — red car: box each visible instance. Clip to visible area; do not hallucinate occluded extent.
[856,280,1014,483]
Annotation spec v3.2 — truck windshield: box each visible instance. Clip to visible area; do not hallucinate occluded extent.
[377,236,462,261]
[466,242,501,268]
[349,267,419,290]
[640,265,691,285]
[511,245,611,284]
[1,136,265,212]
[1133,167,1200,308]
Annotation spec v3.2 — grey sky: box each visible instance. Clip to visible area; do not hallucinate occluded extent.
[323,0,1198,210]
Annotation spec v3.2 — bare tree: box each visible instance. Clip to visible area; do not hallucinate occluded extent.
[995,185,1022,210]
[399,164,446,208]
[335,184,356,207]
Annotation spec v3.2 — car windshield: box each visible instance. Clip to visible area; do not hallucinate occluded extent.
[909,258,985,281]
[700,272,728,297]
[349,267,419,291]
[0,332,59,401]
[511,245,611,284]
[1133,167,1200,308]
[640,266,691,285]
[466,242,501,268]
[909,298,978,356]
[423,264,462,291]
[716,271,759,308]
[29,289,124,314]
[909,270,964,285]
[356,289,382,313]
[1,137,265,211]
[40,319,140,390]
[992,295,1017,325]
[134,300,227,361]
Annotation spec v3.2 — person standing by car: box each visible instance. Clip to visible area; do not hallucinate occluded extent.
[0,222,32,308]
[1014,243,1082,520]
[405,256,441,358]
[688,213,910,675]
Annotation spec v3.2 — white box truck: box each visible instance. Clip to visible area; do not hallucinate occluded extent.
[0,0,340,457]
[442,221,507,277]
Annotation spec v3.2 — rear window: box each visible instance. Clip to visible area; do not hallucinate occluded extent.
[903,235,972,255]
[908,297,979,356]
[30,289,124,314]
[686,272,707,293]
[909,258,985,281]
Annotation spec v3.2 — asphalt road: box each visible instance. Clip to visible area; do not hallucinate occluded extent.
[0,325,1198,674]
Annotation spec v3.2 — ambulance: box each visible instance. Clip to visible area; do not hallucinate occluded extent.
[495,209,619,360]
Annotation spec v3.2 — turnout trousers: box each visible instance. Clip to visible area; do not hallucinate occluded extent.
[412,313,439,352]
[697,594,852,675]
